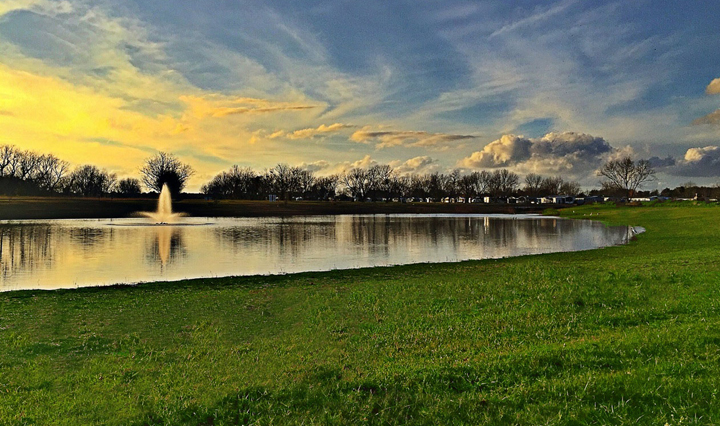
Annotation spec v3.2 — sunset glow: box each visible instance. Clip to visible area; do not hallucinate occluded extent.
[1,0,719,189]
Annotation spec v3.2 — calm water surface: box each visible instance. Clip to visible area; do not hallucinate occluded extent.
[0,214,631,291]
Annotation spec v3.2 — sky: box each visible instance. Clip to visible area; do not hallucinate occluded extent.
[1,0,719,191]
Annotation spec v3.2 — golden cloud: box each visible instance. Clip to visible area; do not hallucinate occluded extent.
[350,128,476,148]
[286,123,355,139]
[706,78,720,95]
[179,95,319,119]
[692,109,720,125]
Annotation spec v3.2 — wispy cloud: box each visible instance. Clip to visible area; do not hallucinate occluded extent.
[275,123,356,140]
[2,0,720,189]
[489,0,578,39]
[180,95,319,119]
[692,110,720,126]
[351,128,476,149]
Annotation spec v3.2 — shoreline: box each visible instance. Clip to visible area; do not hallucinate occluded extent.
[0,196,552,220]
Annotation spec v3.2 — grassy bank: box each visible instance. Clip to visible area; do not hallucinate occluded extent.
[1,204,719,425]
[0,197,540,220]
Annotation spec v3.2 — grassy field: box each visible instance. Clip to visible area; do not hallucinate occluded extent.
[1,204,719,425]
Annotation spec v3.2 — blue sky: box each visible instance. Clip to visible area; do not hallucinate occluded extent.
[1,0,719,189]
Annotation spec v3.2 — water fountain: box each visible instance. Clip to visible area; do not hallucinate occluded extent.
[139,184,185,224]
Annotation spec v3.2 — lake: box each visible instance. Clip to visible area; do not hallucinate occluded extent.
[0,214,632,291]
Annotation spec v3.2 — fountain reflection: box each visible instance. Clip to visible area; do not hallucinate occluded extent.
[147,226,185,266]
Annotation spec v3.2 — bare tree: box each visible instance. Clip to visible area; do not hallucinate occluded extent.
[473,171,492,195]
[35,154,69,192]
[0,145,18,177]
[560,181,581,196]
[598,157,655,198]
[342,168,368,200]
[268,163,301,200]
[312,174,339,200]
[116,178,142,196]
[140,152,194,195]
[444,169,461,197]
[296,169,316,197]
[458,174,478,201]
[16,150,41,181]
[540,176,563,195]
[68,165,116,197]
[488,169,519,196]
[366,164,394,200]
[523,173,543,196]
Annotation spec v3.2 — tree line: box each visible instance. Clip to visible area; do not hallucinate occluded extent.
[0,145,187,197]
[201,164,586,201]
[1,144,670,200]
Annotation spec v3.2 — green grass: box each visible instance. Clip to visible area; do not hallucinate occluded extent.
[1,204,720,425]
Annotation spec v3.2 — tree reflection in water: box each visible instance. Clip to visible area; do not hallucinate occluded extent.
[0,215,631,291]
[0,224,54,280]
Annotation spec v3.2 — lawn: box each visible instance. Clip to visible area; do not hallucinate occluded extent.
[1,204,719,425]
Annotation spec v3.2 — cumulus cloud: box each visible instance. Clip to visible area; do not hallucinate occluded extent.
[297,160,331,173]
[298,155,438,176]
[707,78,720,95]
[646,146,720,177]
[350,128,476,149]
[297,155,379,175]
[388,156,439,175]
[459,132,613,178]
[671,146,720,177]
[458,134,532,168]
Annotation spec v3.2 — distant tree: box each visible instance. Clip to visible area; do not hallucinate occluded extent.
[389,174,410,198]
[488,169,519,197]
[268,163,302,201]
[540,176,564,195]
[296,169,316,198]
[444,169,461,198]
[342,168,368,200]
[140,152,194,196]
[311,174,339,200]
[458,174,478,201]
[15,150,41,181]
[474,170,493,195]
[523,173,543,196]
[560,181,581,196]
[0,145,18,177]
[68,165,116,197]
[35,154,69,192]
[598,157,655,198]
[366,164,394,200]
[116,178,142,196]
